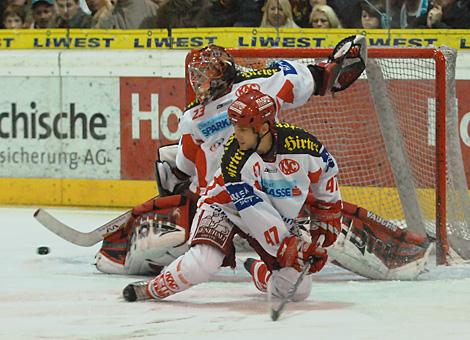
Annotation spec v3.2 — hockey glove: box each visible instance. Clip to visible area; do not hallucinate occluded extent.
[277,235,328,274]
[308,200,342,248]
[155,161,190,196]
[310,35,367,95]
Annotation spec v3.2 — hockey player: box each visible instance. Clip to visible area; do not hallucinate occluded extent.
[95,35,368,275]
[122,89,340,302]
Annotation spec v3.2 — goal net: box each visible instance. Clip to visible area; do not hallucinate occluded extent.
[186,46,470,265]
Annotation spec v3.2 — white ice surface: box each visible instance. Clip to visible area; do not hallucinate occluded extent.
[1,206,470,340]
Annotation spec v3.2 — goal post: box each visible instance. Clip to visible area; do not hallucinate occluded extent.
[185,46,469,266]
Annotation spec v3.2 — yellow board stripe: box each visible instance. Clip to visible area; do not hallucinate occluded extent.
[0,28,469,50]
[342,186,439,220]
[0,178,453,222]
[0,178,156,208]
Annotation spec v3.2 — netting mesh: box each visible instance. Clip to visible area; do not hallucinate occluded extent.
[444,48,470,259]
[187,47,470,262]
[235,54,438,223]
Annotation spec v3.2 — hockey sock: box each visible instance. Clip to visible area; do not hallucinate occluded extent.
[244,258,272,293]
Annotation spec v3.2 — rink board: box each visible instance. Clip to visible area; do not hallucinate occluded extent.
[0,49,469,209]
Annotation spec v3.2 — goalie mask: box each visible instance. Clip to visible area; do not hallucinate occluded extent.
[188,44,237,104]
[227,89,277,132]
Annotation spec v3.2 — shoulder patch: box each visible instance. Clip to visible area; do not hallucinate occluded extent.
[221,135,254,182]
[276,123,323,156]
[225,182,263,211]
[272,60,298,76]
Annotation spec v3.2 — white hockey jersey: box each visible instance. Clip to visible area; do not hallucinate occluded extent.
[198,123,341,257]
[176,60,316,195]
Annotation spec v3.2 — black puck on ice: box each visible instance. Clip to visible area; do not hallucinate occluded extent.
[37,246,50,255]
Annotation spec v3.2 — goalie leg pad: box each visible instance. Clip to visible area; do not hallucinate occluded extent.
[95,251,126,275]
[125,199,192,275]
[343,201,428,247]
[131,194,189,218]
[155,161,191,196]
[329,202,431,280]
[125,219,189,275]
[155,144,191,196]
[329,239,433,281]
[97,194,193,275]
[158,144,179,166]
[95,226,131,274]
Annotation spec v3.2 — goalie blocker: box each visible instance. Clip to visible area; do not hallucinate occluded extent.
[155,144,191,197]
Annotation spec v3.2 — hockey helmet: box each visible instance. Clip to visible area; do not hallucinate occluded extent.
[228,89,277,132]
[188,44,236,104]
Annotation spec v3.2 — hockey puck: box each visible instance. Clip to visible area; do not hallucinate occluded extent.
[37,246,50,255]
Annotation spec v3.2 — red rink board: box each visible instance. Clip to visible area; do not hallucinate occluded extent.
[120,77,185,180]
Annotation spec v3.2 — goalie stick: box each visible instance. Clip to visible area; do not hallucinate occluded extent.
[33,194,187,247]
[33,208,132,247]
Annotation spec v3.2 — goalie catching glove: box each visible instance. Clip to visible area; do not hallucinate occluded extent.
[277,235,328,274]
[309,35,367,96]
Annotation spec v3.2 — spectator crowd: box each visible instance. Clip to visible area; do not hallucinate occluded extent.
[0,0,469,30]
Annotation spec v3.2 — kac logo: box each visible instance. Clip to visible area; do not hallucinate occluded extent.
[279,158,300,175]
[235,83,261,97]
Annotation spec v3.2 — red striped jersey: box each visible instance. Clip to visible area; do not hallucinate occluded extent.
[176,60,316,195]
[197,124,341,256]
